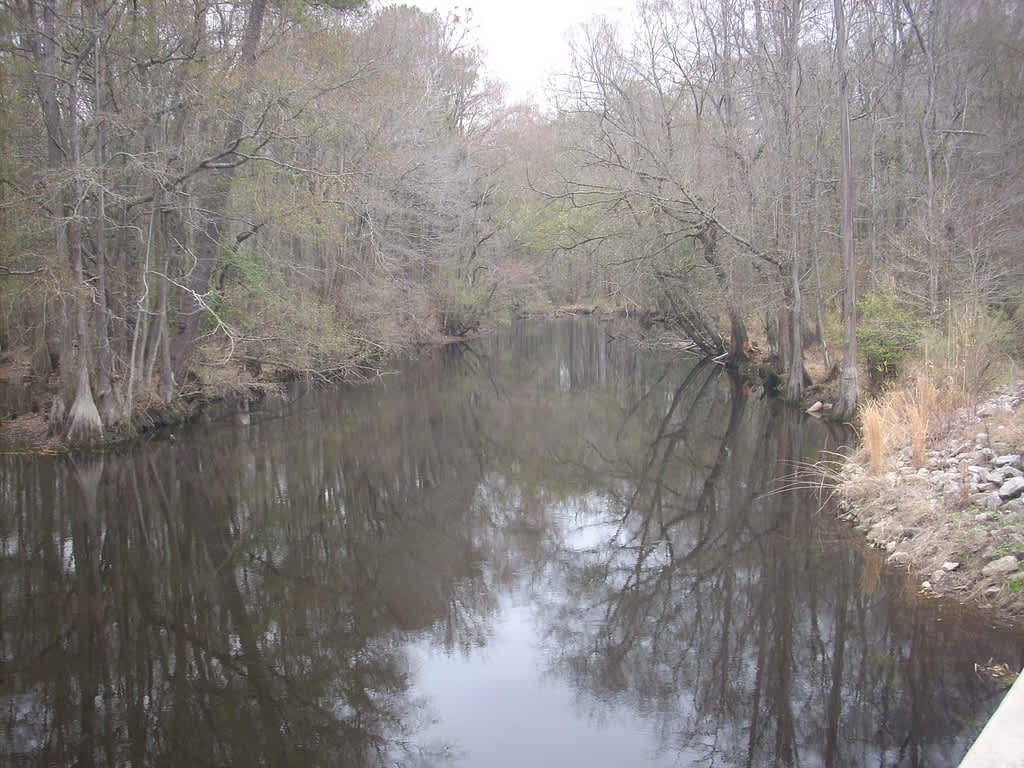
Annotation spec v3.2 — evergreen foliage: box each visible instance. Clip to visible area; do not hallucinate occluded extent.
[856,291,922,387]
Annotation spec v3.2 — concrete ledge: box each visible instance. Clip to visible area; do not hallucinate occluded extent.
[959,674,1024,767]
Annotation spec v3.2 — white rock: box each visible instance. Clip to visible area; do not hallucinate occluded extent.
[981,555,1020,578]
[888,551,912,567]
[868,521,895,545]
[942,561,961,571]
[979,493,1004,510]
[998,475,1024,500]
[1005,499,1024,517]
[986,469,1010,484]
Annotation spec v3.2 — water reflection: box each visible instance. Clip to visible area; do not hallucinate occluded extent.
[1,319,1020,767]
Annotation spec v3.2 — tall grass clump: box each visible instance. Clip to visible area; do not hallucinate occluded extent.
[906,401,928,468]
[860,399,890,473]
[853,301,1020,477]
[906,372,939,468]
[858,382,933,473]
[920,305,1017,414]
[914,372,939,419]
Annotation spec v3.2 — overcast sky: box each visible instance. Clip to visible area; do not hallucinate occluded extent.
[409,0,633,104]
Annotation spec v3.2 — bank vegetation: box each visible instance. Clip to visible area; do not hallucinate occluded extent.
[1,0,1023,449]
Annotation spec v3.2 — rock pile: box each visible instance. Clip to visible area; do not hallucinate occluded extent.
[925,445,1024,515]
[836,383,1024,618]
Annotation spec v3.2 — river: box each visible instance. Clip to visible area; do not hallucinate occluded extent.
[1,318,1021,766]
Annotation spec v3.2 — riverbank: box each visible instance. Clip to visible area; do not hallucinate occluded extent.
[832,381,1024,627]
[0,312,604,454]
[0,325,491,454]
[0,382,280,455]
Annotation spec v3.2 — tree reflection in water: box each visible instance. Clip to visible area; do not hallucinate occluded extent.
[1,319,1020,767]
[0,344,496,766]
[488,331,1018,768]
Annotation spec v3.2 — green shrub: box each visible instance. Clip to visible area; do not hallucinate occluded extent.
[857,290,921,386]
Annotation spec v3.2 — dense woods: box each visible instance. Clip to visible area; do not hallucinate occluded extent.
[1,0,1023,444]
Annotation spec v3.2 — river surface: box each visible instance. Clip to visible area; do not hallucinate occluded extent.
[1,319,1021,767]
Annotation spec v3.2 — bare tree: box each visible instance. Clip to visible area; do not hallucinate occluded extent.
[833,0,859,420]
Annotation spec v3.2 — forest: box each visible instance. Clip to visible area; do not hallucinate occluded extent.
[1,0,1022,445]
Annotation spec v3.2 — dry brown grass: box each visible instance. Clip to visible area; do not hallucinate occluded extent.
[915,372,939,419]
[903,372,937,467]
[860,399,891,473]
[907,404,928,468]
[857,371,946,472]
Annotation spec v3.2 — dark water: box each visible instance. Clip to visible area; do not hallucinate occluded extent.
[1,319,1021,767]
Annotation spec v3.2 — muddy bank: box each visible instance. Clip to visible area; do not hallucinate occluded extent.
[835,383,1024,626]
[0,381,284,454]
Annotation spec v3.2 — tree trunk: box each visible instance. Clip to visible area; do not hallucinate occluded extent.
[655,265,724,357]
[696,221,749,364]
[170,195,225,384]
[784,0,805,402]
[812,115,830,368]
[65,41,103,445]
[169,0,267,383]
[729,309,750,363]
[786,249,805,401]
[93,7,118,426]
[776,304,792,374]
[834,0,860,421]
[903,0,940,316]
[30,1,75,405]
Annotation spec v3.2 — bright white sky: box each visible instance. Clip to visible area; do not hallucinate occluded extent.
[410,0,634,105]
